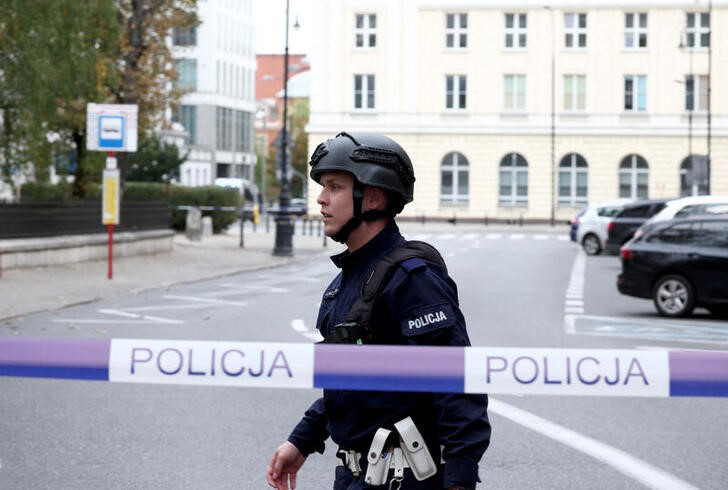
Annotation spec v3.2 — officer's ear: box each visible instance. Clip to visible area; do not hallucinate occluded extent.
[362,186,388,212]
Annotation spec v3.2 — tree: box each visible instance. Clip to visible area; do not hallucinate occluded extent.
[0,0,118,192]
[112,0,198,179]
[125,137,186,183]
[0,0,198,198]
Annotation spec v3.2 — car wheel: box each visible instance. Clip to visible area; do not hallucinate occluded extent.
[652,275,694,317]
[582,234,601,255]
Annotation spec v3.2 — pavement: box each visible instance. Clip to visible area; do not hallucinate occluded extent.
[0,220,565,322]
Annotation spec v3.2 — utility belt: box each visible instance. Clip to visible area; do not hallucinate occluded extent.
[337,416,438,489]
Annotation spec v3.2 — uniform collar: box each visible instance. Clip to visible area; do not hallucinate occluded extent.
[331,220,403,269]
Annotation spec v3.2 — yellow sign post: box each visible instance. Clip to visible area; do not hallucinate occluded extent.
[102,157,120,279]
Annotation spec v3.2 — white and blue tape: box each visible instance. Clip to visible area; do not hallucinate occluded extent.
[1,337,726,397]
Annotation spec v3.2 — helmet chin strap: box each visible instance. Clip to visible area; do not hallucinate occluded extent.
[330,182,393,244]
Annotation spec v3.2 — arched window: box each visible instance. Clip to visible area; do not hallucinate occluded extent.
[558,153,588,205]
[619,154,649,198]
[440,152,469,204]
[680,155,709,196]
[499,153,528,205]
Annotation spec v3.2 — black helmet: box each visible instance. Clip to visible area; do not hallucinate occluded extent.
[309,132,415,207]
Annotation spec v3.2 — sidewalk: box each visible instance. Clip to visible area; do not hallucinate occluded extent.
[0,228,334,321]
[0,220,565,321]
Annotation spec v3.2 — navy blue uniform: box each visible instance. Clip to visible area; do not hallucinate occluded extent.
[288,221,491,488]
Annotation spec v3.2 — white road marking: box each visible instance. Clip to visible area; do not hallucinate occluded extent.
[163,295,247,306]
[564,251,586,320]
[305,331,324,342]
[124,304,206,312]
[557,235,569,241]
[486,233,503,240]
[439,233,456,240]
[463,233,478,240]
[290,319,324,342]
[51,309,184,325]
[534,234,549,240]
[291,319,308,332]
[509,234,525,240]
[489,399,698,490]
[218,283,289,293]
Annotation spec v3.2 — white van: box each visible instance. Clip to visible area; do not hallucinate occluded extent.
[632,195,728,239]
[645,195,728,224]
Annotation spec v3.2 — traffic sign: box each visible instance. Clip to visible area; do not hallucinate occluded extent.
[86,103,138,152]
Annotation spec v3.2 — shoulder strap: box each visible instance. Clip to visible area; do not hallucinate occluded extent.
[345,240,447,332]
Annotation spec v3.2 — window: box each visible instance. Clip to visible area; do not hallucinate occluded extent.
[446,13,468,48]
[499,153,528,205]
[505,13,527,48]
[649,222,695,244]
[558,153,588,205]
[624,75,647,111]
[563,75,586,111]
[445,75,467,109]
[680,155,709,196]
[685,75,709,111]
[176,105,197,145]
[619,154,649,199]
[504,75,526,111]
[620,204,652,218]
[624,13,647,48]
[355,14,376,48]
[175,59,197,91]
[216,107,233,151]
[173,25,197,46]
[441,152,469,204]
[354,74,375,110]
[564,13,587,48]
[685,12,710,48]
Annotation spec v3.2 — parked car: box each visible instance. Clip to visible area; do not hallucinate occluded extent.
[571,199,633,255]
[604,198,671,255]
[617,216,728,317]
[268,198,309,217]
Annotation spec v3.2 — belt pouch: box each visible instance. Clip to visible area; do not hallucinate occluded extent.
[364,427,392,486]
[394,416,437,481]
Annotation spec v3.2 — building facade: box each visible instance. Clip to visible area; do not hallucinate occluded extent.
[170,0,257,187]
[306,0,727,222]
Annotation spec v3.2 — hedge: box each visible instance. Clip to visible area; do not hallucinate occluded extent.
[19,182,241,233]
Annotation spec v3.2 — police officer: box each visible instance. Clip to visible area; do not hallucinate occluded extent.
[266,132,490,490]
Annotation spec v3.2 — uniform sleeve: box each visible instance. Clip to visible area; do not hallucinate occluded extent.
[383,262,492,487]
[287,397,329,456]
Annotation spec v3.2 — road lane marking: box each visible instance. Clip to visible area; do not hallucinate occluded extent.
[564,251,586,319]
[163,295,247,306]
[290,319,324,342]
[97,309,183,324]
[566,314,728,346]
[489,399,698,490]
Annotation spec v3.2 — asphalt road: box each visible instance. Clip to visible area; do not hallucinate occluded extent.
[1,229,726,489]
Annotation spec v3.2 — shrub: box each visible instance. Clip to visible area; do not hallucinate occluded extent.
[169,185,241,233]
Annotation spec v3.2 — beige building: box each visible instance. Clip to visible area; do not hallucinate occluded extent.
[305,0,727,222]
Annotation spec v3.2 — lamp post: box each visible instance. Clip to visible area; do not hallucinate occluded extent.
[273,0,294,256]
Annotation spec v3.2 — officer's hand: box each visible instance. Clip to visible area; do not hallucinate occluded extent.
[266,441,306,489]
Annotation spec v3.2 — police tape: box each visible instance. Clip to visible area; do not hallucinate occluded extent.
[1,337,726,397]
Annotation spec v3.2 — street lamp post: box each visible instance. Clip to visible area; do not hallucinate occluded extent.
[273,0,294,256]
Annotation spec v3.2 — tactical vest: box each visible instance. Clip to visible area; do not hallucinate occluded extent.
[326,240,447,344]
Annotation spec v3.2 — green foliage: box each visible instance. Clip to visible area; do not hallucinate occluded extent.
[125,138,186,183]
[169,186,241,233]
[20,182,74,202]
[123,182,171,200]
[0,0,120,194]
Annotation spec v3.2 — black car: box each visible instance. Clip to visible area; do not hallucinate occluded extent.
[604,198,670,255]
[617,216,728,317]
